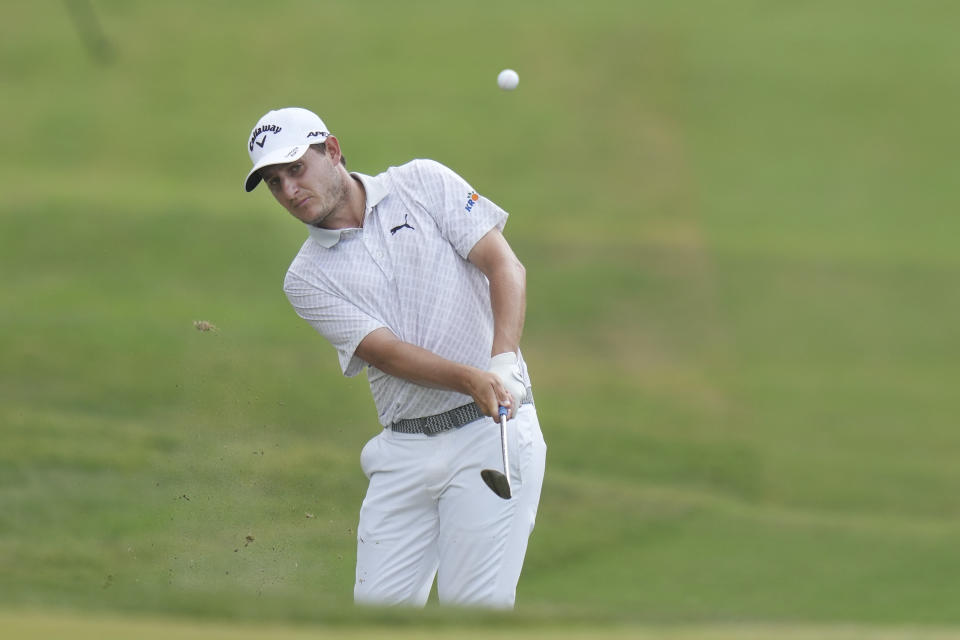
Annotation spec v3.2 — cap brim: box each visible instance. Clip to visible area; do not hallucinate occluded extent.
[243,144,311,192]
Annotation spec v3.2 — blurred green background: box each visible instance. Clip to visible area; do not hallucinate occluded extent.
[2,0,960,636]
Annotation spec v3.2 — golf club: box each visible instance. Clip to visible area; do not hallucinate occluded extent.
[481,406,512,499]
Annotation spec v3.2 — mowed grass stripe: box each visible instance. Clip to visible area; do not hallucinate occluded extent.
[3,611,960,640]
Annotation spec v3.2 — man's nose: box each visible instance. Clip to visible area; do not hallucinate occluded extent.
[282,178,299,200]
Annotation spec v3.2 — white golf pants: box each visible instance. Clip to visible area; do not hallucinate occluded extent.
[354,403,546,608]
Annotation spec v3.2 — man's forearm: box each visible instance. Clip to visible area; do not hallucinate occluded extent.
[488,258,526,356]
[357,328,479,393]
[467,229,527,356]
[355,327,516,417]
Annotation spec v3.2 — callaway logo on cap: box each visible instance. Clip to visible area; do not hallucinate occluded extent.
[243,107,330,192]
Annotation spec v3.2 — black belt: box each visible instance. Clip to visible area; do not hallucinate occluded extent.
[389,393,533,436]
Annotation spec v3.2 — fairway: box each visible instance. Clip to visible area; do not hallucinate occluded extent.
[3,0,960,634]
[4,611,960,640]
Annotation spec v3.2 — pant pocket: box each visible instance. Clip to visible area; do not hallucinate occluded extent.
[360,431,383,478]
[511,406,545,489]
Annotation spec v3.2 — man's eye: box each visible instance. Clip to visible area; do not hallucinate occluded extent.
[290,163,303,174]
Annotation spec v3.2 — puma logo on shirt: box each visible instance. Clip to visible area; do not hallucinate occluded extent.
[390,214,416,235]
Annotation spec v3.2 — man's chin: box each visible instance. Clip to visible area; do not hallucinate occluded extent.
[310,219,334,229]
[297,209,330,227]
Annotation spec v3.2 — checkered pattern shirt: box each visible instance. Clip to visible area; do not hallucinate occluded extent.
[283,159,531,427]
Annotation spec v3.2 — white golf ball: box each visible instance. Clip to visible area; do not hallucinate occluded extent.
[497,69,519,91]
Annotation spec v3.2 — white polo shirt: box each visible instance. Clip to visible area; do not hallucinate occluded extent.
[283,159,531,427]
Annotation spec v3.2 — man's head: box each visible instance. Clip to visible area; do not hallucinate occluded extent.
[243,107,344,192]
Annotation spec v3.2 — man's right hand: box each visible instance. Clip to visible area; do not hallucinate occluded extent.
[466,369,516,420]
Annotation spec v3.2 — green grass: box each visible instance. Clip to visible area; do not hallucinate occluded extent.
[2,0,960,633]
[6,610,960,640]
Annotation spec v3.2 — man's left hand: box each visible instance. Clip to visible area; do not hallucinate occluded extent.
[488,352,526,416]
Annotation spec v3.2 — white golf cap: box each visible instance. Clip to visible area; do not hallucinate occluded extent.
[244,107,331,192]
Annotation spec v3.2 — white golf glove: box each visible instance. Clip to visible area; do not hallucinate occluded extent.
[488,352,527,407]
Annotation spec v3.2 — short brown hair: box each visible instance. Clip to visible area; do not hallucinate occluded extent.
[311,142,347,168]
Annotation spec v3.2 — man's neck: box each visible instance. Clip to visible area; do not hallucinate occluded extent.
[352,175,367,228]
[315,172,366,230]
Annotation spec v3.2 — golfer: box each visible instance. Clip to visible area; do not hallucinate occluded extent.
[243,107,546,608]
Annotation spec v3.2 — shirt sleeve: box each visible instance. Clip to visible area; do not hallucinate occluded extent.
[405,159,509,259]
[283,270,385,377]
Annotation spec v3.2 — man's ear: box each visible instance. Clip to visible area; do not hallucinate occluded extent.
[324,135,342,165]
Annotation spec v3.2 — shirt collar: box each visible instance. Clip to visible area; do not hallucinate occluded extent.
[306,172,389,248]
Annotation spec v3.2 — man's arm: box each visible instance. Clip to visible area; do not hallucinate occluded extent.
[467,227,529,411]
[355,328,513,418]
[467,228,526,356]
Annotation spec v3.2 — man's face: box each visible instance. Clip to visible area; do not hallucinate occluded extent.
[260,147,346,227]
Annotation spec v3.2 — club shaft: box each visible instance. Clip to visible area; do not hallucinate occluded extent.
[500,414,511,490]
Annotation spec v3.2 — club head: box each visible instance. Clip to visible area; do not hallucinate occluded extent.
[481,469,512,499]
